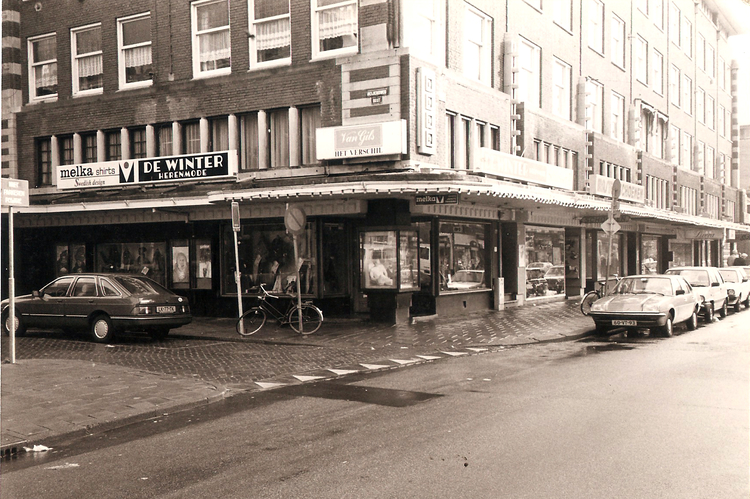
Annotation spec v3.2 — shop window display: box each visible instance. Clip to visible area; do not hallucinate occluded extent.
[96,242,167,286]
[55,243,87,276]
[641,235,659,274]
[438,222,487,292]
[669,241,692,268]
[222,224,316,296]
[360,230,420,291]
[525,226,565,298]
[596,233,622,280]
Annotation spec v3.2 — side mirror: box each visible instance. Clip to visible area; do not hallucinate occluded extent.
[32,290,41,298]
[711,282,720,287]
[743,278,748,283]
[676,289,685,295]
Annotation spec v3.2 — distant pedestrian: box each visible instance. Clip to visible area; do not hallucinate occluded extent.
[728,250,739,266]
[733,253,748,266]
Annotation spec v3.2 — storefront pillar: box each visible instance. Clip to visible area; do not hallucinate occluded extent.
[368,291,412,324]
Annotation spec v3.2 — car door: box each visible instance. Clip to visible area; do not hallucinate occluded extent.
[21,276,76,328]
[672,278,692,323]
[64,276,99,329]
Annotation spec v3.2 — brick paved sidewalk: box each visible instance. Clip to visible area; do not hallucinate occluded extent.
[1,299,594,457]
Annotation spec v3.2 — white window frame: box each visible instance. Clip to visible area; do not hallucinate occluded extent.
[682,18,692,58]
[670,3,680,46]
[402,0,445,64]
[696,87,705,124]
[610,91,625,142]
[248,0,291,69]
[682,74,692,115]
[586,79,604,133]
[670,64,680,107]
[553,0,573,32]
[706,44,715,79]
[518,37,541,108]
[718,57,726,90]
[588,0,604,54]
[706,146,715,179]
[719,105,727,137]
[697,140,705,174]
[552,58,572,120]
[463,4,492,85]
[652,49,663,94]
[670,124,680,165]
[28,33,58,102]
[611,14,626,69]
[653,0,664,30]
[706,94,714,130]
[117,12,153,90]
[696,34,705,72]
[311,0,358,60]
[635,36,648,85]
[191,0,231,79]
[637,0,648,16]
[681,131,692,170]
[71,23,103,96]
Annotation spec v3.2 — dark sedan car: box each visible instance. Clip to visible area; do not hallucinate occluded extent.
[2,273,191,343]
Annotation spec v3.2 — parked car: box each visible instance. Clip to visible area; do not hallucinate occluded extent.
[544,265,565,294]
[588,274,701,337]
[526,267,549,297]
[718,267,750,312]
[446,269,485,290]
[1,273,192,343]
[664,266,728,322]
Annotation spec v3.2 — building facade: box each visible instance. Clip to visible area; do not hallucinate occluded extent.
[2,0,749,322]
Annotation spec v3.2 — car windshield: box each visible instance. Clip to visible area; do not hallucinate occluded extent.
[527,269,546,279]
[454,271,483,283]
[113,275,169,295]
[546,267,564,277]
[666,269,709,287]
[719,270,739,282]
[613,277,672,296]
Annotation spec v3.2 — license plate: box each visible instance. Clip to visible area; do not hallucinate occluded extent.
[156,306,176,314]
[612,320,637,326]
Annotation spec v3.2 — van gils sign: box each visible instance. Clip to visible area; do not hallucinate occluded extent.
[55,151,238,190]
[316,120,406,160]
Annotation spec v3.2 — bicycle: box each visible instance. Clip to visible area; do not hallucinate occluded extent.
[236,283,324,336]
[580,275,620,316]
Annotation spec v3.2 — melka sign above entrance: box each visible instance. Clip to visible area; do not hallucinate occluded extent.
[56,150,238,190]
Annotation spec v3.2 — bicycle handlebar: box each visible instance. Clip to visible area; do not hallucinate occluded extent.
[257,283,282,300]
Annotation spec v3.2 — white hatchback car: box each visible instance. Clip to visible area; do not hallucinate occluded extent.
[719,267,750,312]
[664,267,729,322]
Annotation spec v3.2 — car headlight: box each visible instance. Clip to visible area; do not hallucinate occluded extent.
[591,302,604,312]
[642,303,661,312]
[138,306,152,315]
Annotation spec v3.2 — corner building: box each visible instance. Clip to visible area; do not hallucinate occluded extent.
[3,0,749,322]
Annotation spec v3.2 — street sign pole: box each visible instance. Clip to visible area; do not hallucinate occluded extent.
[605,179,622,295]
[231,202,243,331]
[284,204,307,333]
[9,206,16,363]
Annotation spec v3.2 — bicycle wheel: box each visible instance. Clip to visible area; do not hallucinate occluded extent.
[580,291,600,316]
[288,304,323,335]
[237,308,267,336]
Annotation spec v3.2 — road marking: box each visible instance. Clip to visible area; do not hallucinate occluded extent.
[466,347,488,352]
[256,382,286,389]
[389,358,420,365]
[440,351,468,356]
[416,355,442,360]
[360,363,389,370]
[293,375,326,382]
[328,369,359,375]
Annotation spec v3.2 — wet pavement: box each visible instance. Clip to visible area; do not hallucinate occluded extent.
[1,299,594,457]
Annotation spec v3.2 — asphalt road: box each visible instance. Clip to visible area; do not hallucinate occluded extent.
[3,313,747,498]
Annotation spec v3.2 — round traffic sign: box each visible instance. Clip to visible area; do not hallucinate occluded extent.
[284,206,307,235]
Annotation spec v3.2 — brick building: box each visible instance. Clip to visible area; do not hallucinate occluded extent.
[2,0,749,323]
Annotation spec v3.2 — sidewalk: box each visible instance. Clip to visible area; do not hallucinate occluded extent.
[1,299,594,457]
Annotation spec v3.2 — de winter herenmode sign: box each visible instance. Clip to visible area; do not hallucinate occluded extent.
[56,150,238,190]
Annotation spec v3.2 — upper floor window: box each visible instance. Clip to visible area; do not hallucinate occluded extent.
[635,36,648,85]
[312,0,358,60]
[59,135,74,165]
[268,108,290,168]
[586,79,603,133]
[209,116,229,152]
[588,0,604,54]
[518,37,541,108]
[183,122,201,154]
[553,0,573,31]
[611,15,626,68]
[36,138,52,186]
[192,0,231,77]
[718,57,726,90]
[552,58,572,120]
[239,112,260,171]
[300,105,321,166]
[682,74,692,115]
[105,130,122,161]
[670,65,680,106]
[249,0,291,68]
[681,131,692,170]
[682,18,692,58]
[403,0,444,63]
[28,33,58,101]
[696,34,705,72]
[131,127,147,159]
[637,0,648,16]
[653,0,664,30]
[706,95,714,130]
[82,133,97,163]
[71,24,103,95]
[706,44,715,78]
[156,124,173,157]
[652,49,663,94]
[611,91,625,142]
[463,4,492,84]
[118,13,152,89]
[696,87,705,124]
[670,3,680,45]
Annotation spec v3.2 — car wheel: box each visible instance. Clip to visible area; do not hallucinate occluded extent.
[2,310,26,337]
[686,309,698,331]
[743,295,750,308]
[719,300,728,318]
[734,299,742,313]
[90,314,114,343]
[148,328,170,341]
[657,315,673,337]
[704,303,714,323]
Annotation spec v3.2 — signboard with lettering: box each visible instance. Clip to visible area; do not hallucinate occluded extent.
[415,193,459,205]
[55,150,238,190]
[588,174,645,204]
[684,229,723,240]
[316,120,406,160]
[474,148,574,190]
[1,178,29,208]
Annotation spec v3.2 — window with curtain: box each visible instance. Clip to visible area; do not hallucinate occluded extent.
[60,136,74,165]
[83,133,97,163]
[463,4,492,85]
[300,105,321,165]
[72,24,103,94]
[269,109,289,167]
[29,34,57,100]
[106,131,121,161]
[183,122,201,154]
[518,38,541,108]
[313,0,358,58]
[240,112,259,170]
[445,113,456,168]
[250,0,291,67]
[209,116,229,152]
[552,58,571,120]
[157,125,173,157]
[119,13,152,88]
[37,138,52,186]
[192,0,231,76]
[131,128,147,159]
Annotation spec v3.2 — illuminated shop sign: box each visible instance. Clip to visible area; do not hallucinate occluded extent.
[55,150,238,190]
[588,174,645,203]
[474,148,574,190]
[316,120,406,160]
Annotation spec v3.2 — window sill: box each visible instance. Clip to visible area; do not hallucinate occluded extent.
[118,81,153,91]
[192,68,232,80]
[249,59,291,71]
[553,22,574,35]
[73,89,104,98]
[611,62,626,72]
[310,47,358,63]
[588,46,605,58]
[28,96,58,104]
